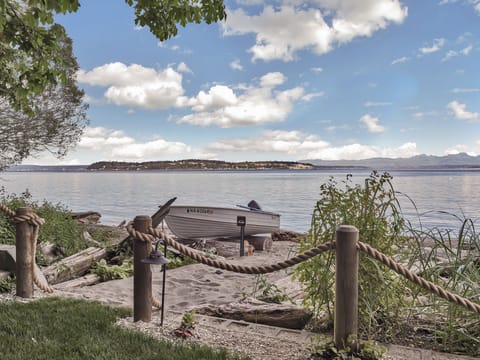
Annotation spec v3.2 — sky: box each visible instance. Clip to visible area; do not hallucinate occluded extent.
[24,0,480,165]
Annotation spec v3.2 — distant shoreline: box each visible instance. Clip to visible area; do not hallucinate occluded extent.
[7,153,480,172]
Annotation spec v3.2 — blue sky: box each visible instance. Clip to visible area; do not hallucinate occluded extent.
[25,0,480,165]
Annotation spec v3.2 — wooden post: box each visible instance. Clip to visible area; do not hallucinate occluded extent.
[334,225,359,350]
[16,207,34,298]
[133,215,152,322]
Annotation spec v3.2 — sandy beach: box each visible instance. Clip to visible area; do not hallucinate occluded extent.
[57,238,302,311]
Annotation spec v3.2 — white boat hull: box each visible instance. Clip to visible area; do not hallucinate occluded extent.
[165,205,280,239]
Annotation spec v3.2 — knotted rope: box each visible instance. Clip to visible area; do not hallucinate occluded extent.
[126,223,336,274]
[127,222,480,314]
[0,204,53,293]
[357,241,480,314]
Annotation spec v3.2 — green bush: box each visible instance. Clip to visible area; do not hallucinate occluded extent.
[0,187,86,256]
[295,172,411,340]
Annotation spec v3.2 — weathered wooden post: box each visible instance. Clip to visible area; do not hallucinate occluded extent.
[133,215,152,322]
[334,225,359,350]
[16,207,34,298]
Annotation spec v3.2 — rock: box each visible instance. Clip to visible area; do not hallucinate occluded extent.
[0,244,17,272]
[0,244,51,288]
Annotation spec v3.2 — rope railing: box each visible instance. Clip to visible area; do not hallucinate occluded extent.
[0,203,53,293]
[126,223,336,274]
[126,223,480,315]
[357,241,480,314]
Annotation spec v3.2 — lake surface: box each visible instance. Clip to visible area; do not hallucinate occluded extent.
[1,170,480,233]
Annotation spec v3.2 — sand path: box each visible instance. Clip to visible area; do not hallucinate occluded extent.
[59,240,301,311]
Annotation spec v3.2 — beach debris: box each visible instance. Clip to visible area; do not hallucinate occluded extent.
[43,247,107,285]
[70,211,101,225]
[193,297,312,329]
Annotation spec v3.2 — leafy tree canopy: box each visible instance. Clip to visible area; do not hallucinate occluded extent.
[0,34,88,169]
[0,0,226,113]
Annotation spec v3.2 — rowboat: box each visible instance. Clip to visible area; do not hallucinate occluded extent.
[164,201,280,239]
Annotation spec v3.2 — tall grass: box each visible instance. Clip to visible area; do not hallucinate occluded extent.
[404,211,480,355]
[297,172,480,356]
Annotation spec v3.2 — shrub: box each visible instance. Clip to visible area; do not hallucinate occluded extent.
[0,187,86,256]
[295,172,411,340]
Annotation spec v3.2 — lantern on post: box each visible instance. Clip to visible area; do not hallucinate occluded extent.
[142,240,169,325]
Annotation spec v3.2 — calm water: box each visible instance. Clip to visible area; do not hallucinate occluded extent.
[1,170,480,232]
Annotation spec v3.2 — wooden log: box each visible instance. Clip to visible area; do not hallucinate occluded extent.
[71,211,101,224]
[245,235,273,251]
[43,247,107,285]
[271,230,306,243]
[54,274,101,289]
[193,298,312,329]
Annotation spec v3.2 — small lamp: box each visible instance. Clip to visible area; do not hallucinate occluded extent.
[141,240,169,271]
[141,240,169,325]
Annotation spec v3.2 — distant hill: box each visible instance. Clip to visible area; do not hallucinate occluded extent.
[87,159,315,171]
[303,153,480,170]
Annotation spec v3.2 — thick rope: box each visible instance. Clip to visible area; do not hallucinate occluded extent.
[0,203,16,218]
[126,223,336,274]
[1,204,53,293]
[126,222,480,314]
[357,241,480,314]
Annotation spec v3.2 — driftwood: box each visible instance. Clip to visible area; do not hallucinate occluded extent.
[54,274,101,289]
[193,297,312,329]
[271,230,306,243]
[71,211,101,224]
[245,235,273,251]
[43,247,107,285]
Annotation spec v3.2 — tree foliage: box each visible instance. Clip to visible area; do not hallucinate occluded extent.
[0,0,226,113]
[0,34,88,169]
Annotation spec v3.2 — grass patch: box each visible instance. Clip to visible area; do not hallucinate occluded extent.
[0,297,249,360]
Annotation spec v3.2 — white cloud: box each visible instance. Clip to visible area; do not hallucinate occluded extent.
[447,101,480,121]
[77,62,187,110]
[302,92,324,101]
[452,88,480,93]
[391,56,410,65]
[78,127,135,150]
[364,101,392,107]
[230,59,244,71]
[178,72,306,127]
[305,142,418,160]
[76,126,192,161]
[442,45,473,61]
[177,62,193,74]
[111,139,191,160]
[419,38,446,54]
[207,130,329,154]
[311,67,324,73]
[223,1,408,62]
[444,144,472,155]
[360,114,385,133]
[206,130,417,160]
